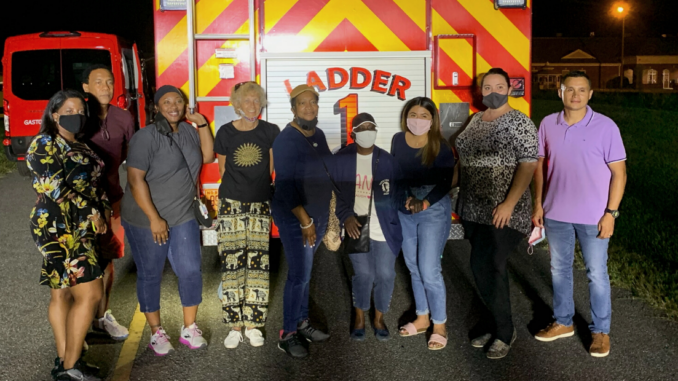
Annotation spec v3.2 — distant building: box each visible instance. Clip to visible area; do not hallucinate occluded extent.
[532,37,678,91]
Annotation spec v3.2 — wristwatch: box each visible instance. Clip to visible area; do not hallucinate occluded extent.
[605,208,620,219]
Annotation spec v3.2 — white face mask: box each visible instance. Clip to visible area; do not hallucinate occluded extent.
[354,130,377,148]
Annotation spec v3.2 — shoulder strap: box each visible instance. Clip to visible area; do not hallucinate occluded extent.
[166,131,201,199]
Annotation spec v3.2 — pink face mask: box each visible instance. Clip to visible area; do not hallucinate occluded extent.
[527,227,546,255]
[406,118,432,136]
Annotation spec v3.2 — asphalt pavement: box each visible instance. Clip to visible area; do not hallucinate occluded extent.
[0,169,676,381]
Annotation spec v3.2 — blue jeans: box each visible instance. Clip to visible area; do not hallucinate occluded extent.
[544,218,611,334]
[273,212,327,333]
[348,240,397,313]
[398,196,451,324]
[122,219,203,313]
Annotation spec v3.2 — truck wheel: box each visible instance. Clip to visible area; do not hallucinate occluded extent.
[17,161,30,177]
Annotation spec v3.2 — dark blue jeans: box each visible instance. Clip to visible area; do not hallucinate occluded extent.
[348,240,397,313]
[273,211,328,333]
[122,219,203,313]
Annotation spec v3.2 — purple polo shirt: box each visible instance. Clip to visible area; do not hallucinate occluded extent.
[538,106,626,225]
[86,105,135,204]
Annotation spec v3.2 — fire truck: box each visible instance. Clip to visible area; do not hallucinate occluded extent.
[2,31,151,176]
[153,0,532,244]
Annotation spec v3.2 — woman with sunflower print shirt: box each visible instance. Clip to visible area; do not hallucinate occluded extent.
[27,90,110,381]
[214,82,279,349]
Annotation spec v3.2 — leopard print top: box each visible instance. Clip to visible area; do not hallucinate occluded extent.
[455,109,538,235]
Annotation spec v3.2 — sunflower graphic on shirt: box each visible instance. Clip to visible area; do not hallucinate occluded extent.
[233,143,262,167]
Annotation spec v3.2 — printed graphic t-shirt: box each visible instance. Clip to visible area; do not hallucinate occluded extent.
[354,153,385,241]
[214,120,280,202]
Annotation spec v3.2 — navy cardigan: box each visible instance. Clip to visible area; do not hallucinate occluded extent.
[331,144,405,256]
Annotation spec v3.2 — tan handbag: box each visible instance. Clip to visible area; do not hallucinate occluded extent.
[323,191,342,251]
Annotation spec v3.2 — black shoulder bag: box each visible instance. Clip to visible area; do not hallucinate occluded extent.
[164,123,214,228]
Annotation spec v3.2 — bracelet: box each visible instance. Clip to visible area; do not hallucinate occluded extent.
[300,218,314,230]
[197,122,209,128]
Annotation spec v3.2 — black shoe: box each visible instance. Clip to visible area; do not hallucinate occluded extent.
[350,328,366,342]
[278,332,308,358]
[297,320,330,343]
[51,357,63,380]
[374,327,390,342]
[75,358,100,376]
[55,368,101,381]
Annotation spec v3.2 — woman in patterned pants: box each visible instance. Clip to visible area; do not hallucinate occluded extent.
[214,82,279,348]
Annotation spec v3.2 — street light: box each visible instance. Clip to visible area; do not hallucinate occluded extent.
[613,3,629,88]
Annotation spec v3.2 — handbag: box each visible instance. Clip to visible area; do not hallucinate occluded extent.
[343,189,372,254]
[170,131,214,228]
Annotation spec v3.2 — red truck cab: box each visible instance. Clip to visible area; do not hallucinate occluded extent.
[2,31,149,176]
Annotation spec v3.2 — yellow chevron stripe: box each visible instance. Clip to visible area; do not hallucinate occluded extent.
[432,88,463,105]
[438,38,473,80]
[457,0,530,71]
[393,0,426,32]
[265,0,299,33]
[157,0,234,77]
[297,0,409,52]
[509,96,530,116]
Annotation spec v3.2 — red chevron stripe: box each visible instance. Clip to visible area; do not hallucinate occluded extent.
[315,19,378,52]
[264,0,331,44]
[433,0,529,78]
[362,0,427,51]
[154,6,188,44]
[488,0,531,40]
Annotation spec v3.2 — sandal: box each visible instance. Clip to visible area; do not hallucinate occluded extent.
[428,333,447,350]
[399,322,428,337]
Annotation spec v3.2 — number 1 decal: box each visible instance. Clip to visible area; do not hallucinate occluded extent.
[334,93,358,145]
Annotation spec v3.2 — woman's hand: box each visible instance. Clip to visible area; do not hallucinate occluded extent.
[301,222,316,248]
[408,198,428,214]
[150,217,169,245]
[94,216,108,235]
[344,215,362,239]
[185,107,208,126]
[531,204,545,228]
[492,201,516,229]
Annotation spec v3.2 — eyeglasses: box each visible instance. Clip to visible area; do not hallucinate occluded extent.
[234,81,256,91]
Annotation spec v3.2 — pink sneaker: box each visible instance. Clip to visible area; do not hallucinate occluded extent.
[148,327,174,356]
[179,323,208,349]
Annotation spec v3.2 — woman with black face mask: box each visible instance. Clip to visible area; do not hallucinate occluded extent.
[27,89,110,381]
[456,68,539,360]
[272,84,334,358]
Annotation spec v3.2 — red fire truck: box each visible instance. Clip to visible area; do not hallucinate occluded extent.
[153,0,532,245]
[2,31,150,176]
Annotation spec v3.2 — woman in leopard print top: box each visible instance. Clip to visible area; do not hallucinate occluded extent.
[455,68,538,359]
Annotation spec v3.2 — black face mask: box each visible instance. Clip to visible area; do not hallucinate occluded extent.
[296,116,318,131]
[482,92,509,110]
[57,114,87,134]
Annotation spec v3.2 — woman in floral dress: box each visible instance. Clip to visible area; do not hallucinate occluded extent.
[27,90,109,381]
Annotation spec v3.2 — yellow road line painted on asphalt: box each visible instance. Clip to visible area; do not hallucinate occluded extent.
[111,304,146,381]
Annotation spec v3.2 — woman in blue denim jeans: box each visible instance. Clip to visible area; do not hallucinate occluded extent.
[121,86,214,356]
[391,97,455,350]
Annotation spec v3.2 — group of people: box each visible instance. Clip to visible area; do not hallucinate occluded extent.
[28,64,625,380]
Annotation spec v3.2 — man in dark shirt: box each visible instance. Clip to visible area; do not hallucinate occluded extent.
[82,64,134,341]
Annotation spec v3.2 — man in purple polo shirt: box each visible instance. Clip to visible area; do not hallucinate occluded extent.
[531,71,627,358]
[82,64,133,341]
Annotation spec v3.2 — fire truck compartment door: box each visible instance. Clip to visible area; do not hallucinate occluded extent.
[262,52,431,151]
[439,102,470,142]
[214,106,238,136]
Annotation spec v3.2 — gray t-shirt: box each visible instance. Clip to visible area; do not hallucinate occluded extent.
[121,122,202,228]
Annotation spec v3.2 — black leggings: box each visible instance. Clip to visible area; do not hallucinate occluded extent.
[463,220,525,343]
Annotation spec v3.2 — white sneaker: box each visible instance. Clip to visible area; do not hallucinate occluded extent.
[93,310,129,340]
[149,327,175,356]
[180,323,208,350]
[245,328,265,347]
[224,330,243,349]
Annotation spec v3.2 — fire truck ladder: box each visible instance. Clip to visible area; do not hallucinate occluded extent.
[186,0,256,112]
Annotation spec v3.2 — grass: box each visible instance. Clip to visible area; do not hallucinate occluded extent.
[531,99,678,318]
[0,120,16,178]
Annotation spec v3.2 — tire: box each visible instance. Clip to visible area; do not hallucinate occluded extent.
[17,161,30,177]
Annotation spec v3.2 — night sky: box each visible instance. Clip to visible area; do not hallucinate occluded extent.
[1,0,677,60]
